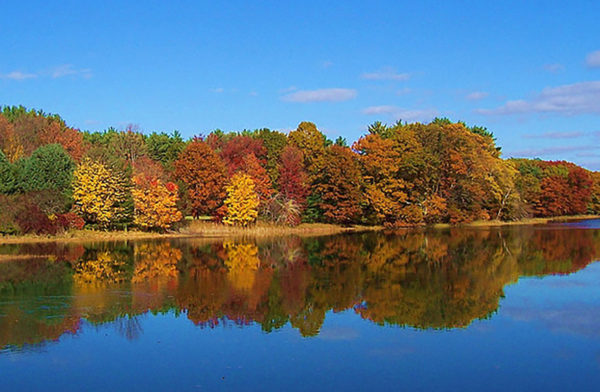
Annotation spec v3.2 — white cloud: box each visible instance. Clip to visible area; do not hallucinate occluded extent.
[211,87,225,93]
[477,81,600,116]
[543,63,565,73]
[1,71,37,80]
[361,67,410,81]
[585,50,600,68]
[282,88,357,103]
[466,91,489,101]
[50,64,92,79]
[362,105,438,122]
[396,87,412,95]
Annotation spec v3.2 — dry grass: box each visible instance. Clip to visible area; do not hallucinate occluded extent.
[0,222,381,245]
[181,221,381,238]
[0,229,189,245]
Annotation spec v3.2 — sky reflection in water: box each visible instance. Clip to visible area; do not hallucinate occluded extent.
[1,223,600,391]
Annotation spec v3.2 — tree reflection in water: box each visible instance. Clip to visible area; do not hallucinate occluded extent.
[1,225,599,348]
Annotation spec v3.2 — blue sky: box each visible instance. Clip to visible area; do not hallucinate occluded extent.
[2,1,600,168]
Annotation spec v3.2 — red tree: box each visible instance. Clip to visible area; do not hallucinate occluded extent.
[242,153,273,203]
[220,135,267,175]
[174,138,227,217]
[278,146,309,208]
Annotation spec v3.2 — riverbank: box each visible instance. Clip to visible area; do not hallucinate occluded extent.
[0,222,381,245]
[2,215,598,245]
[432,214,600,229]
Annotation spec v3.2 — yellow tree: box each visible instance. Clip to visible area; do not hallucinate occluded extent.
[223,173,259,226]
[72,158,128,227]
[131,174,182,230]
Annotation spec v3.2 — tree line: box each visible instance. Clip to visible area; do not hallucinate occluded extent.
[0,105,598,234]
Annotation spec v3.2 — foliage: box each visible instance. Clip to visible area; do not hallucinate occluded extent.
[19,144,75,195]
[313,145,363,224]
[0,150,17,194]
[220,135,267,175]
[222,173,260,227]
[145,131,186,169]
[174,139,227,217]
[278,145,309,209]
[288,121,329,179]
[241,153,273,205]
[132,174,182,230]
[254,128,287,185]
[72,158,130,227]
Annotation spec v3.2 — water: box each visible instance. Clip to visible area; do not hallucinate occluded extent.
[1,222,600,391]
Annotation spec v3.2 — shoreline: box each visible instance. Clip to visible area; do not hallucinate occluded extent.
[1,215,598,245]
[0,223,382,245]
[432,214,600,229]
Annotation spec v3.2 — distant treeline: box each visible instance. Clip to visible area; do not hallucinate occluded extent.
[0,105,599,234]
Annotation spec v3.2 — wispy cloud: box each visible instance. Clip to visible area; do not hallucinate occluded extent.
[523,131,584,139]
[507,145,598,157]
[466,91,489,101]
[210,87,225,93]
[282,88,357,103]
[50,64,92,79]
[0,71,37,80]
[362,105,438,122]
[361,67,410,81]
[1,64,92,81]
[544,63,565,73]
[477,81,600,116]
[586,50,600,68]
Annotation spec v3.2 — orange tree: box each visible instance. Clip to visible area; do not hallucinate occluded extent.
[132,174,182,230]
[312,145,363,224]
[174,138,227,218]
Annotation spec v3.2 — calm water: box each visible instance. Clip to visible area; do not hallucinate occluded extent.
[1,222,600,391]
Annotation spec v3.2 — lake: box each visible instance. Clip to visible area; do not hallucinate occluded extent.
[1,221,600,391]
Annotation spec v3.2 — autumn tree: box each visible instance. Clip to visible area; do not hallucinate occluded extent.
[312,145,363,224]
[278,145,309,208]
[254,129,288,186]
[222,173,260,226]
[220,135,267,175]
[287,121,329,179]
[353,133,408,224]
[72,158,130,227]
[241,153,273,205]
[132,174,182,230]
[174,138,227,217]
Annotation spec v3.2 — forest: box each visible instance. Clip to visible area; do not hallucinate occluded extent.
[0,105,599,235]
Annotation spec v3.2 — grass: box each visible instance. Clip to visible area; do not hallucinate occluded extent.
[0,222,381,245]
[180,220,381,238]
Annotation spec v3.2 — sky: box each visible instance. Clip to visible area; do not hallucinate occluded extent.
[1,0,600,168]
